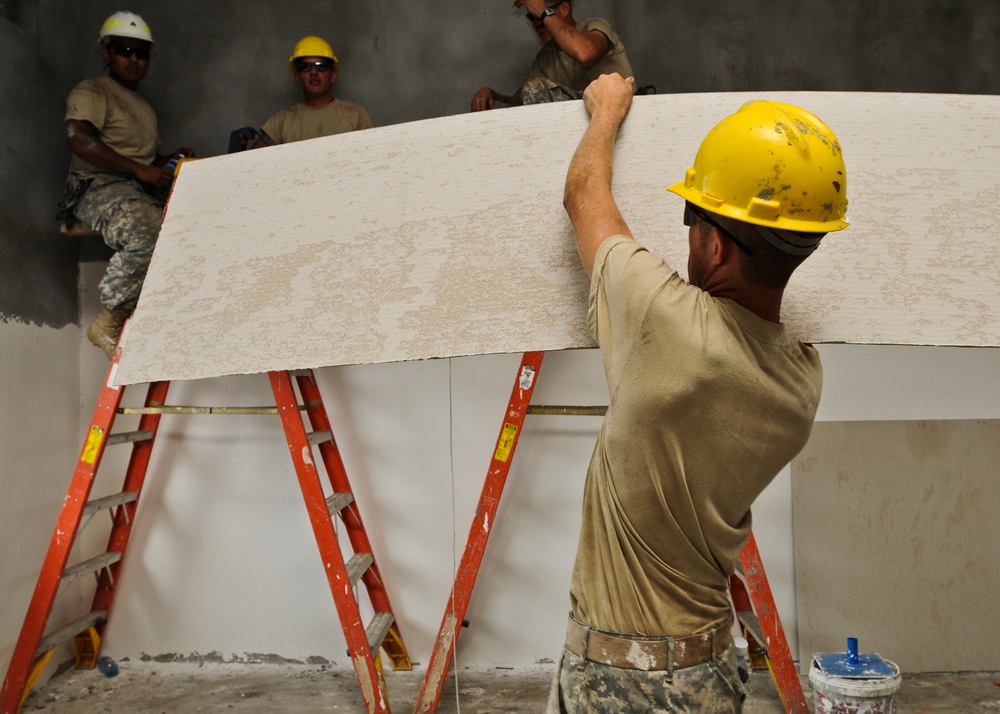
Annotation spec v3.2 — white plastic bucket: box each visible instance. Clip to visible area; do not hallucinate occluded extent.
[809,657,902,714]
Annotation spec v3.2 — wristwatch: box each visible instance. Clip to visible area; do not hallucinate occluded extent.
[539,7,556,19]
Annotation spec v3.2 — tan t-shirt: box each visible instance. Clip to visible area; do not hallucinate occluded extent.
[261,99,373,145]
[65,75,159,180]
[526,18,634,91]
[569,235,822,636]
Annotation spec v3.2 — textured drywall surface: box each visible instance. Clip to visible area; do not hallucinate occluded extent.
[115,91,1000,384]
[791,420,1000,672]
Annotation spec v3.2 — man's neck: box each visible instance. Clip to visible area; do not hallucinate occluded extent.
[703,279,784,323]
[108,73,139,92]
[304,94,335,108]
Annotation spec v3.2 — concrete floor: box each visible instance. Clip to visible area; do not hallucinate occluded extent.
[19,659,1000,712]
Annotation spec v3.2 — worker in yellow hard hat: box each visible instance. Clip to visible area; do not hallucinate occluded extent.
[61,11,196,359]
[251,35,373,148]
[548,73,849,712]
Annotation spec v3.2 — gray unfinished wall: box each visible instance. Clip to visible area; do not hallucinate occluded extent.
[3,1,1000,326]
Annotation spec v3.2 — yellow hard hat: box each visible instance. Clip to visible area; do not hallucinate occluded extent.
[99,11,153,44]
[668,101,848,238]
[288,36,339,74]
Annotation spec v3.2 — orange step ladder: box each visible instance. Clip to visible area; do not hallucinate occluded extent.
[415,351,809,713]
[1,346,410,714]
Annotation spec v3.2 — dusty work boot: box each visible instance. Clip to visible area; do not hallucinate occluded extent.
[86,307,131,360]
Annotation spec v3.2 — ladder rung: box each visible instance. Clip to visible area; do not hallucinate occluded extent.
[61,552,122,585]
[366,612,394,654]
[83,491,138,517]
[36,611,107,657]
[526,405,608,416]
[308,430,332,446]
[345,552,374,587]
[119,406,279,415]
[735,609,768,655]
[106,429,155,446]
[325,492,354,515]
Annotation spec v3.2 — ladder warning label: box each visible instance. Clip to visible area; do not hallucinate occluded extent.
[494,423,518,463]
[81,426,105,464]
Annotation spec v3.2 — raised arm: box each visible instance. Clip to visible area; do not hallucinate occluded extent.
[563,73,635,277]
[516,0,609,67]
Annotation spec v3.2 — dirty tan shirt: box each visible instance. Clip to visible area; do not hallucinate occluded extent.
[65,75,159,181]
[569,235,822,636]
[526,18,634,91]
[261,99,373,145]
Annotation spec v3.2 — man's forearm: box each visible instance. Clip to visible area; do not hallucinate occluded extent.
[545,19,608,68]
[67,123,148,180]
[564,109,631,277]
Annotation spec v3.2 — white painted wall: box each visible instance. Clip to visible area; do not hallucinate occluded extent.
[0,322,83,682]
[87,308,1000,669]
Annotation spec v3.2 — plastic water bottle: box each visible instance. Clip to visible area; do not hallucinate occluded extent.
[163,154,186,176]
[97,655,119,678]
[734,636,751,683]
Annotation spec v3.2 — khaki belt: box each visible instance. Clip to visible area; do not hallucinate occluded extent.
[564,615,731,672]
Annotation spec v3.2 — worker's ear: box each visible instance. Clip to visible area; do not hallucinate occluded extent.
[330,71,339,85]
[705,226,730,269]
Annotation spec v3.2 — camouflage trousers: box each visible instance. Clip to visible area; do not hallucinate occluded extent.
[492,77,584,108]
[546,641,746,713]
[72,176,164,312]
[521,77,584,105]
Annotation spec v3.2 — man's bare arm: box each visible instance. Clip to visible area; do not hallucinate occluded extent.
[66,118,172,188]
[471,85,524,111]
[546,24,609,68]
[563,74,635,277]
[515,0,609,67]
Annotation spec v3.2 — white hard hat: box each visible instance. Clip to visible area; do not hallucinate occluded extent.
[99,11,154,44]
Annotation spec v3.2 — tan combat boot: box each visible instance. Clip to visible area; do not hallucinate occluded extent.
[86,307,131,360]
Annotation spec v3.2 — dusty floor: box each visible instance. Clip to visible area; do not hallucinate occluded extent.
[19,659,1000,712]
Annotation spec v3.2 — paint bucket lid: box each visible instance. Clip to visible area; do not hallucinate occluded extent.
[810,656,901,698]
[813,650,897,678]
[813,636,897,678]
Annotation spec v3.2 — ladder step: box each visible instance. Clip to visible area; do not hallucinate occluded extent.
[308,430,332,446]
[106,429,155,446]
[36,611,107,657]
[345,552,374,587]
[366,612,394,654]
[735,608,768,655]
[83,491,138,517]
[325,492,354,515]
[61,552,122,586]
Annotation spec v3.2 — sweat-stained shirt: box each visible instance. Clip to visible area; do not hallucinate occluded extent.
[569,235,822,636]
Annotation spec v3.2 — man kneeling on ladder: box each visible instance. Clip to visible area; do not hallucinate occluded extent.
[549,73,850,712]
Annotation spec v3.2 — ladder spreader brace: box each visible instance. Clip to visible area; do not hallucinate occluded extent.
[1,344,410,714]
[414,351,809,714]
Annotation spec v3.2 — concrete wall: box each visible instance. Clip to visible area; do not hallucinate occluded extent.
[2,0,1000,692]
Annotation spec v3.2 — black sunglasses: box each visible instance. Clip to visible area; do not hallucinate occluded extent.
[109,42,151,60]
[295,59,334,73]
[683,203,754,256]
